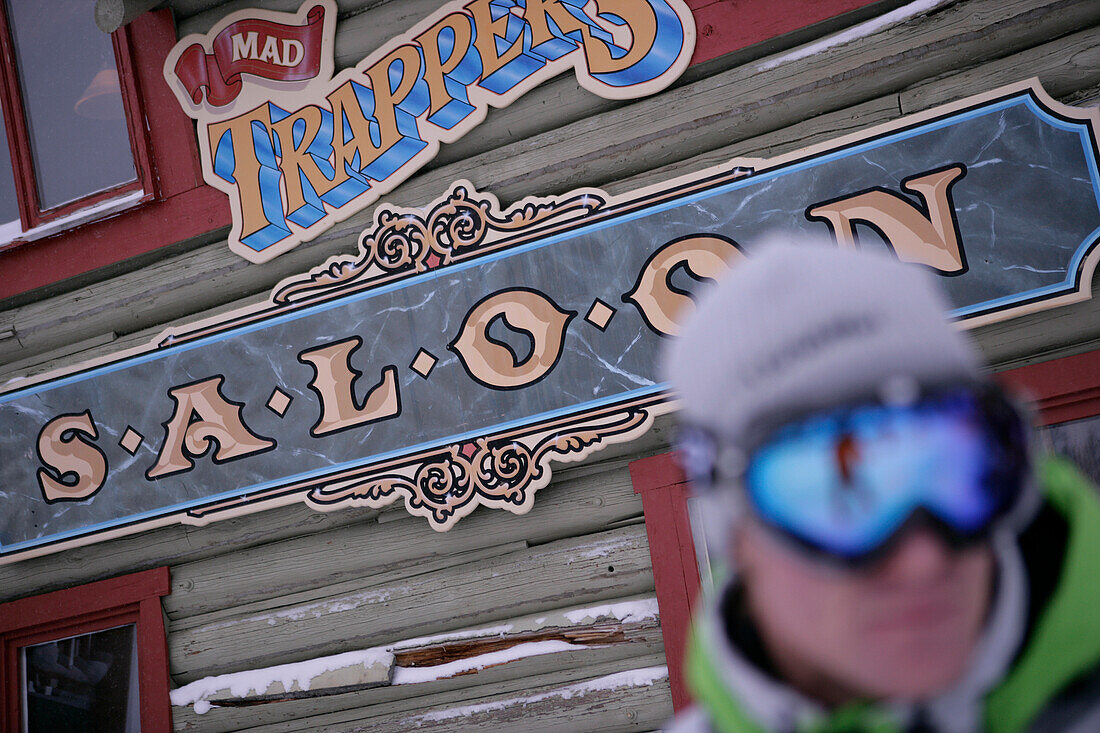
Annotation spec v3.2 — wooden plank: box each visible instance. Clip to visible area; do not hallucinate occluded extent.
[250,660,672,733]
[603,96,902,197]
[166,460,640,620]
[0,501,376,604]
[899,26,1100,114]
[974,288,1100,371]
[167,524,654,682]
[174,647,669,732]
[3,0,1094,371]
[168,541,529,629]
[172,599,662,731]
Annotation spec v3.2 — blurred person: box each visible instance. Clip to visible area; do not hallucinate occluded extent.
[663,241,1100,732]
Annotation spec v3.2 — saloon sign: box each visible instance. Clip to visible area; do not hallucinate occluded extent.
[164,0,697,262]
[2,80,1099,563]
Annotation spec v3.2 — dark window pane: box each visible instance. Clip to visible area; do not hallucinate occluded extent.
[7,0,136,211]
[21,624,139,733]
[0,104,17,225]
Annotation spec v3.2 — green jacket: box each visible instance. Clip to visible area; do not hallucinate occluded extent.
[675,458,1100,733]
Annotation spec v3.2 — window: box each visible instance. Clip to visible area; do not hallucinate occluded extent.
[22,625,140,732]
[0,7,231,301]
[0,567,171,732]
[0,0,155,247]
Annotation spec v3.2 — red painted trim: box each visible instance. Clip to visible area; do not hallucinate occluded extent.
[997,348,1100,426]
[0,184,229,299]
[139,596,173,732]
[115,24,158,201]
[0,567,172,733]
[686,0,887,65]
[0,566,169,633]
[132,10,206,198]
[0,1,37,231]
[631,452,700,712]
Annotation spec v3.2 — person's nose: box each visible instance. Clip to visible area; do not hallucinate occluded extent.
[879,525,954,584]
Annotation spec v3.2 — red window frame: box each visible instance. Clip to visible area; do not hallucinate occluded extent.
[634,347,1100,712]
[0,9,231,302]
[630,453,699,712]
[0,566,172,732]
[0,7,155,232]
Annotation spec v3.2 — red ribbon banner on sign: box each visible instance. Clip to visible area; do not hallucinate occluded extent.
[174,4,327,107]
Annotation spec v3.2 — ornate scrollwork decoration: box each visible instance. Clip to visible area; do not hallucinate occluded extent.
[272,182,605,304]
[366,210,431,271]
[305,406,651,529]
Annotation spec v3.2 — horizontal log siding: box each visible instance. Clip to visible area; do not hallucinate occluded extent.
[173,610,665,731]
[169,524,655,682]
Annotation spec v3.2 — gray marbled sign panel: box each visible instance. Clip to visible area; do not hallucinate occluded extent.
[1,83,1098,559]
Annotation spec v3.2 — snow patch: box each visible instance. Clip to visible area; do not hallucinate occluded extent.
[170,648,394,714]
[564,598,659,625]
[756,0,952,72]
[392,640,586,684]
[414,665,668,723]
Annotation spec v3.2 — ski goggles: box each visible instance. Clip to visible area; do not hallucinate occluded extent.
[681,385,1030,564]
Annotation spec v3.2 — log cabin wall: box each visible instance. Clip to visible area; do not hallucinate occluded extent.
[1,1,1099,730]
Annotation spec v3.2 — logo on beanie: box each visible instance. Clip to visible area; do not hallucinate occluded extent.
[744,315,879,389]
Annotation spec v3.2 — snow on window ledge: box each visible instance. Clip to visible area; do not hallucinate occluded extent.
[0,189,146,250]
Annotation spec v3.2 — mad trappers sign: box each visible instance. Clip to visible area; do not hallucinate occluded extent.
[163,0,697,263]
[1,80,1098,562]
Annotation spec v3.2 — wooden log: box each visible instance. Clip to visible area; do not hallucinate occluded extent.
[0,501,377,604]
[173,644,667,732]
[167,525,654,682]
[166,461,640,620]
[173,594,662,731]
[248,660,672,733]
[3,0,1095,372]
[899,26,1100,114]
[168,541,529,630]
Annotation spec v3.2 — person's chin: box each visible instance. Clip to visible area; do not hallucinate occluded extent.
[852,605,978,697]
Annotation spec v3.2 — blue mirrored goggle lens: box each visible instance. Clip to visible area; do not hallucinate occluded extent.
[744,392,1021,559]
